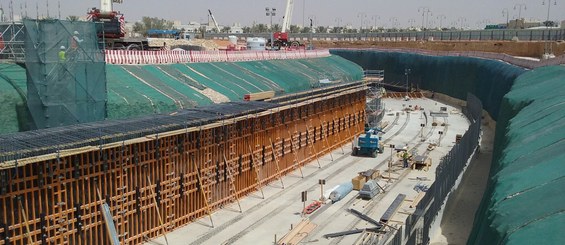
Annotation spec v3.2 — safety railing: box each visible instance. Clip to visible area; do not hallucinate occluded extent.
[104,49,331,65]
[207,29,565,42]
[332,48,565,69]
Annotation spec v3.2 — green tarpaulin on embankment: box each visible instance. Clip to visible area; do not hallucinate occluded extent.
[0,55,363,134]
[468,65,565,245]
[331,49,564,245]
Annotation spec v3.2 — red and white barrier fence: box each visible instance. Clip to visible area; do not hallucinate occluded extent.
[104,49,331,65]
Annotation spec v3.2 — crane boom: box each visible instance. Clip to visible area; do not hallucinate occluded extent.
[281,0,294,33]
[208,9,221,33]
[100,0,123,13]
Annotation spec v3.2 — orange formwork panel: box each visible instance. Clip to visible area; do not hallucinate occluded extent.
[0,88,367,245]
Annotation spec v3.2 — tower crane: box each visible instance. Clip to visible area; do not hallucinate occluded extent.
[270,0,302,49]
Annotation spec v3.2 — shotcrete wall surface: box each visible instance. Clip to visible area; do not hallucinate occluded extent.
[331,49,564,245]
[0,55,363,134]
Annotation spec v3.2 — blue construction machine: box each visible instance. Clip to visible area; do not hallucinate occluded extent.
[352,127,385,158]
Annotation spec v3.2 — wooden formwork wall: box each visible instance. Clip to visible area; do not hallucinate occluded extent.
[0,89,366,245]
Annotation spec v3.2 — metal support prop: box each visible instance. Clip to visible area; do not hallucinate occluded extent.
[192,161,214,228]
[146,177,170,245]
[248,144,265,199]
[18,198,35,245]
[269,137,285,189]
[286,126,304,178]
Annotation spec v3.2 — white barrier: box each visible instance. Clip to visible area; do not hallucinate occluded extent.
[104,49,331,65]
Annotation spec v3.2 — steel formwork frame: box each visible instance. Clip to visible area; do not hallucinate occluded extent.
[0,88,366,245]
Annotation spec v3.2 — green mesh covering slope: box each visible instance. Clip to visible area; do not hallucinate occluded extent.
[0,55,362,134]
[468,66,565,245]
[106,55,363,119]
[0,64,29,134]
[331,49,525,119]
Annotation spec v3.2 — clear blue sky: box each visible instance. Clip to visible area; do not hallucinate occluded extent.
[2,0,564,28]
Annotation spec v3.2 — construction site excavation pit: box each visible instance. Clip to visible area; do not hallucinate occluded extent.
[147,96,472,245]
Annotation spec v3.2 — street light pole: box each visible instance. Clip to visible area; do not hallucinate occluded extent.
[513,4,527,28]
[357,12,367,32]
[502,8,509,27]
[437,14,446,30]
[418,7,430,29]
[335,17,342,33]
[542,0,558,56]
[265,7,276,50]
[371,15,380,31]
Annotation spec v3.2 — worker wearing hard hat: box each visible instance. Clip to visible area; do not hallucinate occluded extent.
[71,31,84,48]
[402,151,410,168]
[58,46,66,61]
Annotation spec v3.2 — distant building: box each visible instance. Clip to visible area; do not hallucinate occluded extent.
[507,18,542,29]
[229,23,243,34]
[561,20,565,29]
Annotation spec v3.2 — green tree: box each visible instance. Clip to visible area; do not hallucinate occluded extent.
[242,26,252,33]
[300,27,311,33]
[270,24,281,32]
[132,16,174,36]
[221,26,231,33]
[66,15,80,21]
[289,25,300,33]
[316,26,327,33]
[252,24,268,33]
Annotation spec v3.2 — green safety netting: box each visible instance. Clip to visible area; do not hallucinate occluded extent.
[468,66,565,245]
[24,19,106,129]
[0,64,29,134]
[331,49,525,119]
[105,55,363,120]
[0,55,362,134]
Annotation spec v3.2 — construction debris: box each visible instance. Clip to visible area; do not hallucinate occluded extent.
[278,219,318,245]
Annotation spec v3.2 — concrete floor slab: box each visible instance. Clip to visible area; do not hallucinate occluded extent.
[146,97,471,245]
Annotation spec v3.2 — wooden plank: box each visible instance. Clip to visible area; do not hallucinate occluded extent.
[410,192,425,208]
[277,219,317,245]
[380,194,406,223]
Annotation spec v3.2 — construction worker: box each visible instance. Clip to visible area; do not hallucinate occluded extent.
[402,151,410,168]
[58,46,66,61]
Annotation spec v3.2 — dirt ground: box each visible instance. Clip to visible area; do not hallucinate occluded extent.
[429,113,495,245]
[313,40,565,58]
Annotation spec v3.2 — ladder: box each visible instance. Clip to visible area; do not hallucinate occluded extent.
[223,155,242,213]
[193,158,214,228]
[115,142,130,241]
[163,158,177,231]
